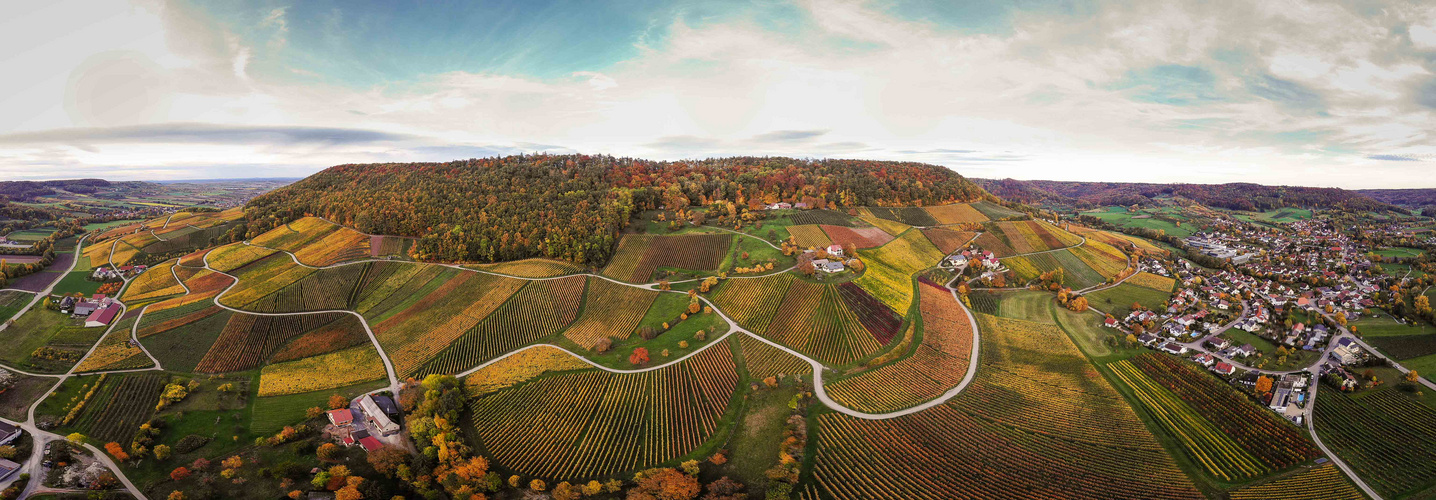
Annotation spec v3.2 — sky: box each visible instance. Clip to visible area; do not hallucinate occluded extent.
[2,0,1435,188]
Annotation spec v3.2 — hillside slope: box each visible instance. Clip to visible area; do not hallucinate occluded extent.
[1356,188,1436,215]
[977,178,1399,212]
[244,155,989,265]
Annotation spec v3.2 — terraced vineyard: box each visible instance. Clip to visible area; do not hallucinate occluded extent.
[787,224,832,248]
[827,280,973,412]
[468,342,739,480]
[853,229,945,313]
[563,277,659,349]
[417,275,585,376]
[601,233,731,282]
[709,273,793,333]
[811,312,1203,500]
[764,280,882,365]
[68,372,166,445]
[919,227,976,253]
[922,203,989,225]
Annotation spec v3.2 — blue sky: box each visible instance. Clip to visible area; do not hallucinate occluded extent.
[1,0,1435,187]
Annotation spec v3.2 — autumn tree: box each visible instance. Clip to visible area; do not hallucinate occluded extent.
[627,468,700,500]
[170,466,192,481]
[630,347,650,366]
[367,446,408,477]
[1255,375,1274,395]
[328,394,349,410]
[104,442,129,461]
[1408,370,1421,383]
[553,481,581,500]
[704,477,746,500]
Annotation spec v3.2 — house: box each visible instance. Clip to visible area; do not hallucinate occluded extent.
[1332,338,1360,364]
[1233,344,1256,357]
[372,395,403,423]
[1207,337,1231,350]
[0,420,19,446]
[360,395,400,435]
[1269,388,1292,410]
[1212,362,1236,376]
[1104,318,1119,328]
[946,255,967,267]
[84,304,120,328]
[1160,342,1187,355]
[73,301,100,317]
[767,202,792,210]
[1192,353,1216,367]
[359,435,384,452]
[812,259,845,273]
[826,244,845,259]
[327,409,354,427]
[1137,334,1160,346]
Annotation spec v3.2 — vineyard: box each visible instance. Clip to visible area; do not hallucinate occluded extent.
[1228,464,1365,500]
[238,262,368,313]
[1127,355,1318,476]
[370,235,413,258]
[1069,238,1131,278]
[267,314,370,362]
[83,240,115,268]
[366,269,527,376]
[996,221,1036,254]
[291,226,372,266]
[1087,283,1172,317]
[1050,250,1107,287]
[1110,360,1274,481]
[120,261,187,302]
[865,206,938,227]
[856,213,911,237]
[194,312,353,373]
[473,258,583,278]
[73,318,151,373]
[737,334,811,380]
[257,344,388,396]
[250,217,341,253]
[416,276,586,377]
[467,343,739,480]
[973,232,1015,258]
[922,203,989,225]
[709,273,793,333]
[787,209,859,226]
[136,305,234,372]
[820,225,894,249]
[811,312,1203,500]
[786,224,832,248]
[836,282,903,343]
[1312,386,1436,498]
[763,280,882,366]
[600,234,652,282]
[630,233,732,282]
[68,372,166,445]
[854,230,945,314]
[178,248,209,267]
[918,227,976,254]
[1128,271,1177,292]
[827,281,973,412]
[204,243,278,272]
[1071,225,1171,256]
[562,277,658,349]
[463,345,591,397]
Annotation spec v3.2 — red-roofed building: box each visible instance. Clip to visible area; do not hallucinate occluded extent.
[1212,362,1236,376]
[358,436,382,451]
[84,304,119,328]
[327,409,353,427]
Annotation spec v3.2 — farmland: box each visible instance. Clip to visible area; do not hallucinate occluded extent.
[787,209,859,226]
[472,258,583,278]
[562,277,658,349]
[120,260,187,301]
[919,227,976,254]
[853,229,945,313]
[1084,206,1196,238]
[3,305,105,373]
[1312,387,1436,498]
[786,224,832,248]
[827,281,973,412]
[763,280,883,365]
[1228,464,1365,500]
[364,267,528,376]
[864,206,937,226]
[257,344,388,396]
[1127,271,1177,292]
[856,212,911,236]
[922,203,989,225]
[602,233,731,282]
[710,273,793,333]
[73,317,152,372]
[819,224,893,248]
[0,289,32,322]
[1087,282,1172,317]
[1107,355,1317,482]
[811,311,1202,500]
[737,333,811,380]
[194,312,354,373]
[467,341,740,480]
[416,275,585,377]
[462,345,591,397]
[58,372,167,445]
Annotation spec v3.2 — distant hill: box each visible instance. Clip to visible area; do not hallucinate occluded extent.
[975,178,1399,212]
[243,154,991,266]
[1355,189,1436,215]
[0,178,113,201]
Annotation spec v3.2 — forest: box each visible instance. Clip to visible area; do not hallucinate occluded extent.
[243,155,989,266]
[0,178,114,201]
[978,178,1401,212]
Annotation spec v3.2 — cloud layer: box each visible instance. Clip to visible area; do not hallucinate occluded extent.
[1,0,1434,187]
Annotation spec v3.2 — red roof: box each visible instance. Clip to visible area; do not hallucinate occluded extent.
[327,409,353,425]
[86,305,119,325]
[358,436,382,451]
[1214,362,1234,372]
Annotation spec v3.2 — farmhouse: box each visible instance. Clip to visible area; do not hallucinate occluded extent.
[360,395,400,435]
[826,244,845,258]
[327,409,354,427]
[1331,338,1360,364]
[84,304,120,328]
[812,259,845,273]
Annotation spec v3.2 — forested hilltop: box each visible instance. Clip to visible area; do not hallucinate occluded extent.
[243,154,989,265]
[977,178,1400,212]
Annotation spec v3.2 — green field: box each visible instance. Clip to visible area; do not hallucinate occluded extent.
[82,219,147,231]
[567,291,731,369]
[1354,310,1436,337]
[1085,282,1171,318]
[2,306,105,373]
[1250,208,1312,223]
[1084,207,1195,238]
[4,227,57,242]
[51,270,102,295]
[970,200,1025,220]
[0,289,34,323]
[1375,247,1424,258]
[1222,329,1318,371]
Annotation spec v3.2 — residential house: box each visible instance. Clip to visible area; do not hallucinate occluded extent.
[327,409,354,427]
[826,244,845,259]
[1212,362,1236,376]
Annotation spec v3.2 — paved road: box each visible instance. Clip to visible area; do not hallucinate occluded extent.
[0,234,88,336]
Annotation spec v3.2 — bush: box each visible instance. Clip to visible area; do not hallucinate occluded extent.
[173,435,211,454]
[638,326,658,340]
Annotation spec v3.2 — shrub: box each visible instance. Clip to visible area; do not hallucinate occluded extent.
[173,435,211,454]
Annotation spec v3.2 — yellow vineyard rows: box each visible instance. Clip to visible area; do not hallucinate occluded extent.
[257,345,388,397]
